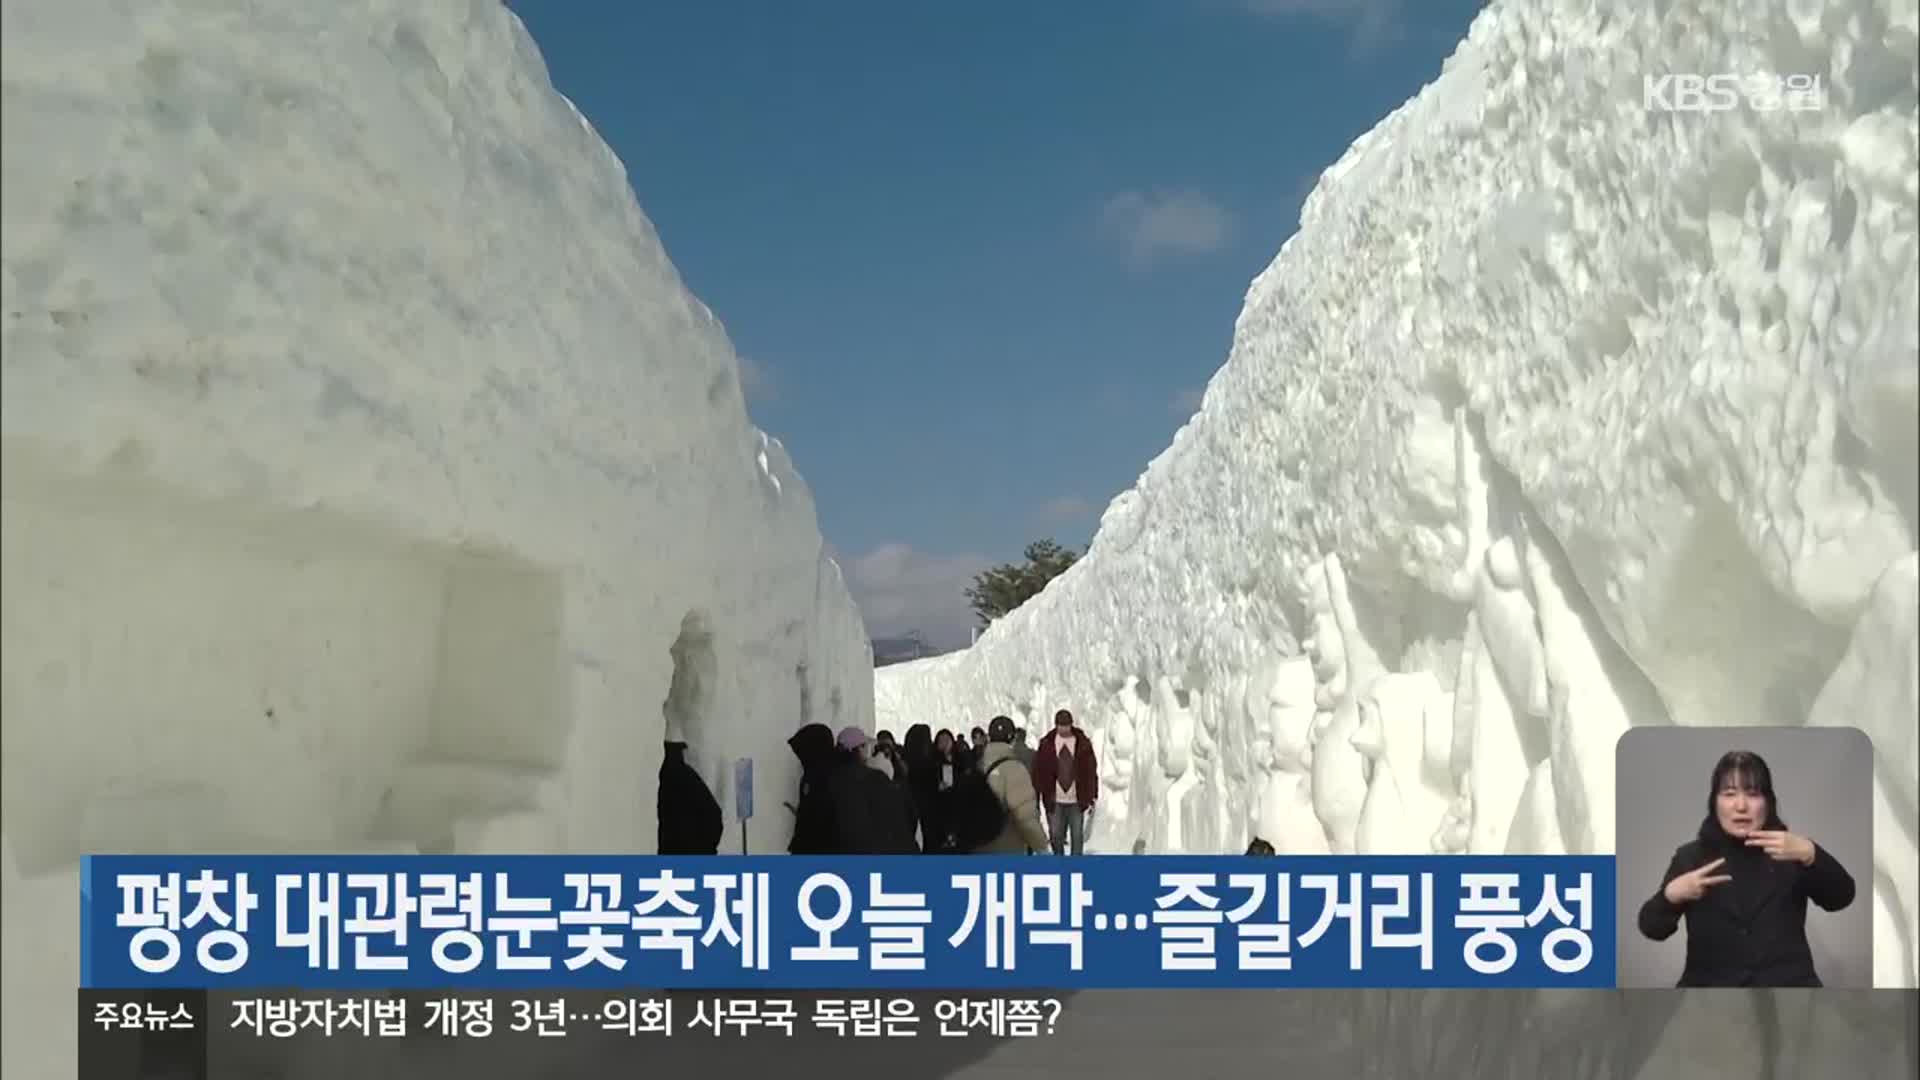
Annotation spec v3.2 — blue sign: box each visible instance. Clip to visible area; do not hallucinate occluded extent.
[80,855,1616,990]
[735,758,753,822]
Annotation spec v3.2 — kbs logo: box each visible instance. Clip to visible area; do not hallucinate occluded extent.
[1642,73,1826,113]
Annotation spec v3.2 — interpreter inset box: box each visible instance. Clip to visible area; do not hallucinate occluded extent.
[1613,725,1873,988]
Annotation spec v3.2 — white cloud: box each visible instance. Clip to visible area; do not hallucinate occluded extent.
[1240,0,1406,55]
[1036,495,1097,524]
[843,543,990,652]
[1100,190,1233,270]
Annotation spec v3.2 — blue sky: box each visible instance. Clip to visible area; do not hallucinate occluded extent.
[512,0,1487,650]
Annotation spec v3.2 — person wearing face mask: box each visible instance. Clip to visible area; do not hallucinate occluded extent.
[1636,750,1856,987]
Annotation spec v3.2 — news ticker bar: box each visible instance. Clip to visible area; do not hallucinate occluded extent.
[74,988,1920,1080]
[77,988,1073,1079]
[84,987,1065,1042]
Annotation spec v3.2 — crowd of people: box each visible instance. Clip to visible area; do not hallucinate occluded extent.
[657,709,1103,856]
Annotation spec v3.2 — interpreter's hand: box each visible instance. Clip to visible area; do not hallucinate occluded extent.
[1662,856,1732,905]
[1745,830,1816,865]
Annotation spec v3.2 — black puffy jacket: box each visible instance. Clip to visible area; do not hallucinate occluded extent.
[826,752,918,854]
[786,724,839,855]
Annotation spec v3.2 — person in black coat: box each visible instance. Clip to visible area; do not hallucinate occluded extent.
[786,723,840,854]
[902,723,944,852]
[825,727,918,854]
[657,740,723,854]
[1636,749,1856,987]
[923,729,963,851]
[871,731,919,845]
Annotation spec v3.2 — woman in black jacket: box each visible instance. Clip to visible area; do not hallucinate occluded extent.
[901,724,945,852]
[1636,750,1856,987]
[785,723,840,854]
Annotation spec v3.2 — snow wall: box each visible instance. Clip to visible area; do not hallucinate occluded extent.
[0,0,871,1073]
[877,0,1920,989]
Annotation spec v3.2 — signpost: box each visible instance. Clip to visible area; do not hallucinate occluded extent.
[734,757,753,855]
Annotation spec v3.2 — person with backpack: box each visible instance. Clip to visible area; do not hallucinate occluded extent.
[1032,708,1098,856]
[947,716,1050,854]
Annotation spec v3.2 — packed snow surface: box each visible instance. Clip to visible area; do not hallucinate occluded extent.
[878,0,1920,988]
[1,0,869,1073]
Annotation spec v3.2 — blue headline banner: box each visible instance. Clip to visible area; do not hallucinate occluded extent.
[81,855,1616,990]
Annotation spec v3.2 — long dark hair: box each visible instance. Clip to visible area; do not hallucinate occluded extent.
[902,723,933,767]
[1703,749,1787,838]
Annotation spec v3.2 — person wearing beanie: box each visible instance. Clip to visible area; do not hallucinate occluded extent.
[966,715,1049,854]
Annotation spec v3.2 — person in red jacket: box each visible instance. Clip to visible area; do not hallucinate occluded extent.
[1031,708,1098,855]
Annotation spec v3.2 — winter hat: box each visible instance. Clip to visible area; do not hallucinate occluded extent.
[836,726,869,752]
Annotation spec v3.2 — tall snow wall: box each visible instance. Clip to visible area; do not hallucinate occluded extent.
[878,0,1920,989]
[0,0,871,1073]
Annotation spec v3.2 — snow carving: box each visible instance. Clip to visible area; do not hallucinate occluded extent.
[1506,759,1569,856]
[877,0,1919,990]
[1215,670,1259,851]
[1144,676,1195,853]
[1185,676,1228,854]
[1808,554,1919,987]
[1022,678,1048,735]
[1251,655,1328,853]
[1099,678,1143,844]
[1522,533,1633,855]
[1126,676,1165,850]
[1307,556,1371,854]
[1471,535,1554,848]
[1351,671,1455,854]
